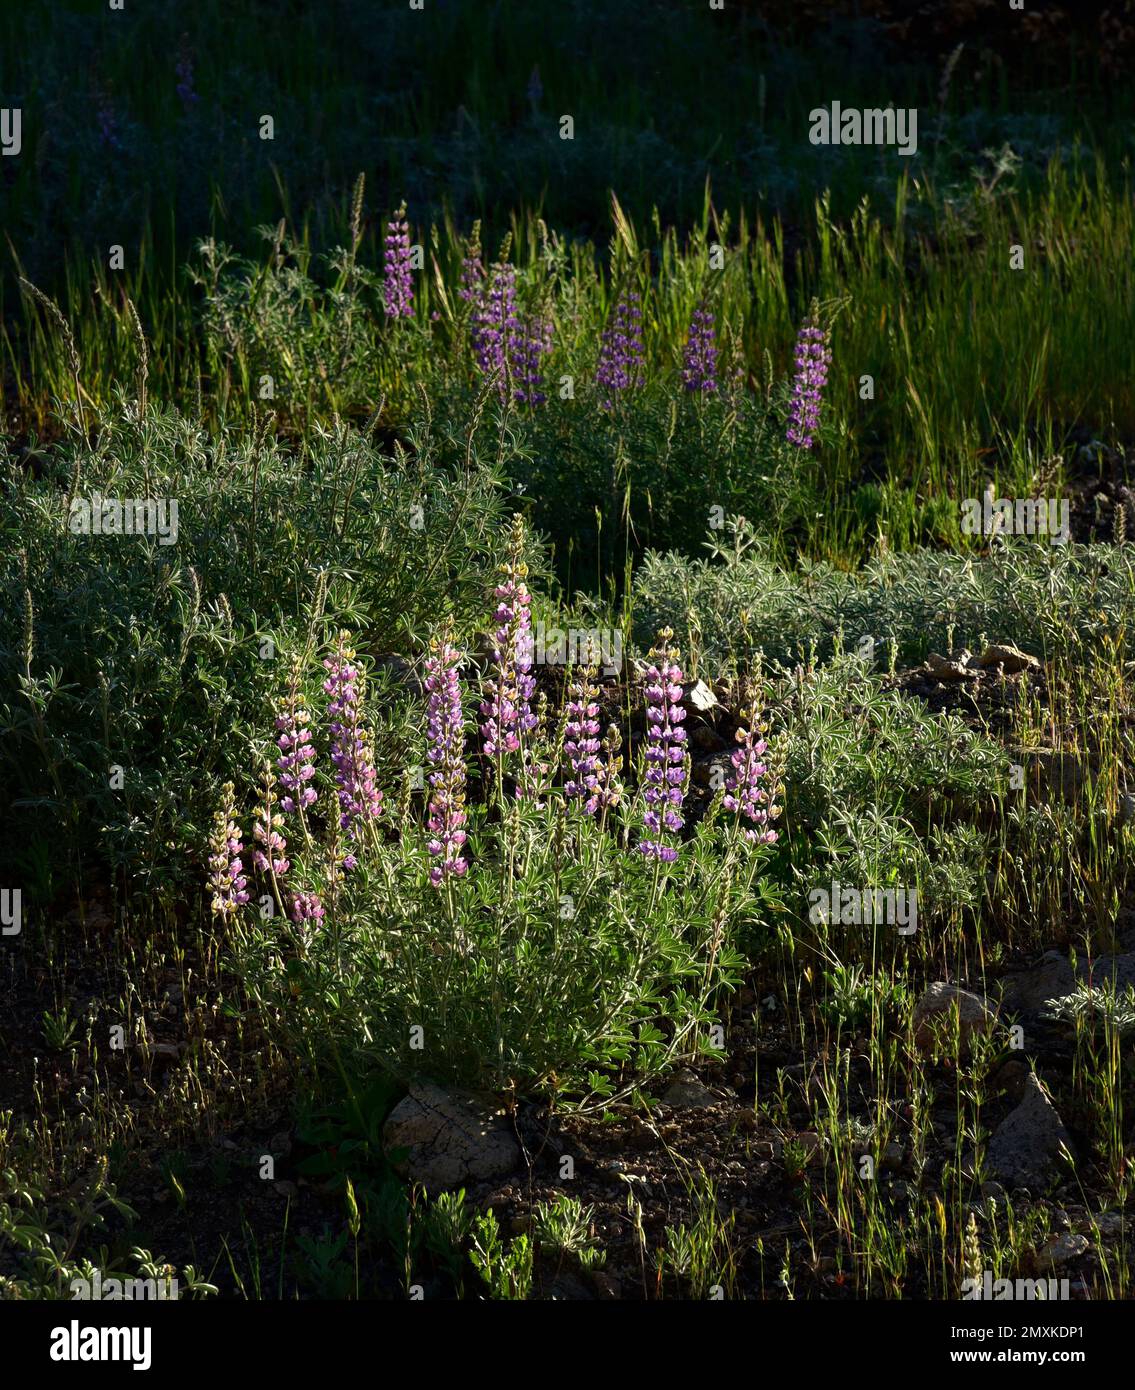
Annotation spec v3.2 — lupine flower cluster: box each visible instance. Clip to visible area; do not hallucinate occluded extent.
[275,685,317,815]
[471,262,521,394]
[425,632,469,886]
[480,525,538,760]
[511,314,553,405]
[207,529,784,924]
[786,305,831,449]
[208,783,250,919]
[383,205,415,320]
[596,290,645,408]
[289,892,325,925]
[681,305,718,394]
[252,767,290,878]
[723,701,782,845]
[638,631,688,862]
[175,36,198,110]
[563,670,620,815]
[459,227,484,303]
[323,633,383,866]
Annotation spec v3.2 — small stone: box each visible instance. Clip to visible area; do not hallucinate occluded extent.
[682,680,719,714]
[591,1271,620,1300]
[662,1070,717,1110]
[912,983,994,1056]
[1001,948,1135,1013]
[1090,1212,1125,1239]
[974,643,1040,674]
[981,1181,1006,1201]
[925,651,975,682]
[1036,1233,1089,1269]
[984,1073,1073,1191]
[273,1180,299,1199]
[382,1082,520,1190]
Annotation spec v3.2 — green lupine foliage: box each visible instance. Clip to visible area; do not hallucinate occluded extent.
[0,398,511,899]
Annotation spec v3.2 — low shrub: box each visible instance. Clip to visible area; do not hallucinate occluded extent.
[633,520,1135,675]
[225,523,783,1102]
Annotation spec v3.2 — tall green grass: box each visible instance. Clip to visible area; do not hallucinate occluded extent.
[5,154,1131,584]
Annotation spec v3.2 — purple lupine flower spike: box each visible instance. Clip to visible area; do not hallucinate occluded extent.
[513,313,553,405]
[459,224,485,303]
[681,305,718,393]
[208,782,250,918]
[480,518,538,760]
[723,700,782,845]
[786,303,831,449]
[596,289,645,409]
[471,262,521,395]
[275,675,317,815]
[637,629,688,862]
[563,669,604,813]
[323,632,383,865]
[252,766,291,878]
[425,630,469,885]
[289,891,325,925]
[383,204,415,320]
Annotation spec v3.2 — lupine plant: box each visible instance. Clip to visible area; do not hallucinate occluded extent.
[786,300,832,449]
[382,204,415,320]
[681,305,718,394]
[224,519,783,1104]
[596,289,646,409]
